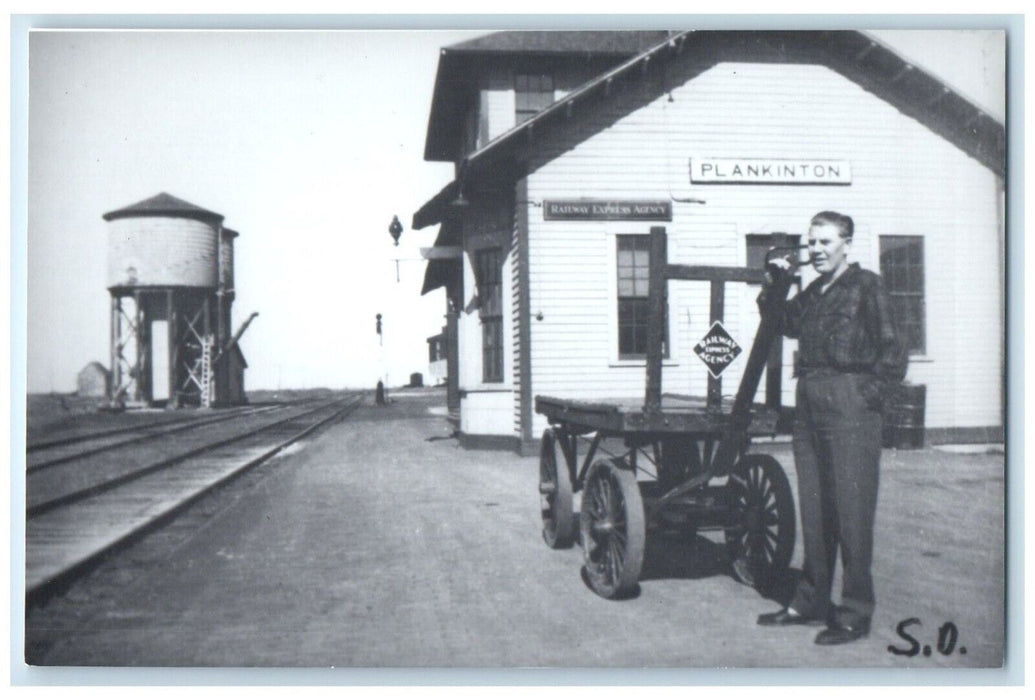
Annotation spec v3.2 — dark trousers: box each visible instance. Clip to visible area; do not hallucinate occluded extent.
[789,372,882,626]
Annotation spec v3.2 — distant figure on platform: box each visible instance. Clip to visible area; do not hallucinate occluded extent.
[375,380,386,406]
[756,211,907,645]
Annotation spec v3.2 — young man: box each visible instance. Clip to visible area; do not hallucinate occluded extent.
[757,211,907,645]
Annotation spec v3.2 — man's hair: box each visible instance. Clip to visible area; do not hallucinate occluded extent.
[810,211,854,239]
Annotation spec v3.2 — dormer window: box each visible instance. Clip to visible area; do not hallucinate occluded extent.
[515,74,554,124]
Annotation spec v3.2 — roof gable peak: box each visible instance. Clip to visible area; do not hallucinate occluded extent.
[102,192,225,224]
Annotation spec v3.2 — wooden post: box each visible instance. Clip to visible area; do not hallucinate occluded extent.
[133,290,143,402]
[515,178,534,449]
[203,295,214,405]
[138,293,150,402]
[765,233,788,409]
[644,226,667,414]
[109,295,119,401]
[710,267,796,473]
[167,289,176,408]
[446,295,460,414]
[766,336,784,408]
[708,280,725,410]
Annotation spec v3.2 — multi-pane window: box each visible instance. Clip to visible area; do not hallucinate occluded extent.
[515,74,554,124]
[475,248,504,382]
[617,235,666,359]
[427,335,445,363]
[879,236,925,355]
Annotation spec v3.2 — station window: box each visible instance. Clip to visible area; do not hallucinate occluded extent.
[617,235,667,359]
[475,248,504,382]
[746,233,801,278]
[515,74,554,124]
[427,335,445,363]
[879,236,925,355]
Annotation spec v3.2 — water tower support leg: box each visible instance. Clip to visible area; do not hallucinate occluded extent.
[203,297,213,406]
[133,287,143,399]
[167,290,177,408]
[110,295,120,402]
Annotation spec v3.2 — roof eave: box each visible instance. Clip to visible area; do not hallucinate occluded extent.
[419,30,1006,225]
[102,210,225,225]
[458,30,1005,180]
[423,50,467,162]
[412,180,461,230]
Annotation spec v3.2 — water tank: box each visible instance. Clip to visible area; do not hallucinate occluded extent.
[103,192,224,289]
[220,228,237,292]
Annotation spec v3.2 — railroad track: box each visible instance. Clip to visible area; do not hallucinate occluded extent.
[26,404,271,452]
[25,394,362,605]
[26,404,283,473]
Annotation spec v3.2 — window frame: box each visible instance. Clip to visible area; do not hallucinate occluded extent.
[514,73,555,125]
[474,247,505,383]
[745,233,803,274]
[615,234,669,361]
[879,234,926,356]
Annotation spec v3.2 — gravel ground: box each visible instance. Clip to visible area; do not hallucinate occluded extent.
[23,389,1006,672]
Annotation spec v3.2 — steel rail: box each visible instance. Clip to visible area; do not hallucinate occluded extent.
[25,394,363,606]
[26,399,310,452]
[27,396,360,518]
[27,404,285,473]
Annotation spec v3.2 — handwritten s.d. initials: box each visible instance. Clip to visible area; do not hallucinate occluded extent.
[887,617,922,657]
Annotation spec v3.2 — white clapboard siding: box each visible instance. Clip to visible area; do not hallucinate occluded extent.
[523,60,1001,439]
[511,200,523,437]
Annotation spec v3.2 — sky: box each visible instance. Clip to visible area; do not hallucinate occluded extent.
[21,28,1006,393]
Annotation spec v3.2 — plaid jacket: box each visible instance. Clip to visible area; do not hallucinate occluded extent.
[763,263,908,391]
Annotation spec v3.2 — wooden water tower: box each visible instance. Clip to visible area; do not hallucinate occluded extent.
[103,192,252,408]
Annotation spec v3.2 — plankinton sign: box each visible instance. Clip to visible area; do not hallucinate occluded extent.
[690,158,852,185]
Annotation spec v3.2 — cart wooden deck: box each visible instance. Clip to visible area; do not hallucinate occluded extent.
[535,393,789,437]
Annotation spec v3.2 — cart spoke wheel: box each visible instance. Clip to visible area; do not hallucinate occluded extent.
[580,458,645,599]
[539,429,575,549]
[725,453,796,588]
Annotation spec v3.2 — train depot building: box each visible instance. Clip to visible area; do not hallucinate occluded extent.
[413,31,1005,453]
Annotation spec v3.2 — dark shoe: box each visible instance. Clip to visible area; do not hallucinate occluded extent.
[757,608,825,627]
[814,619,871,645]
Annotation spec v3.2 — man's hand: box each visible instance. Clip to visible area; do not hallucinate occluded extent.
[764,256,794,285]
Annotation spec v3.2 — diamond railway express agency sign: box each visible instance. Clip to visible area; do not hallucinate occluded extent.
[694,321,743,378]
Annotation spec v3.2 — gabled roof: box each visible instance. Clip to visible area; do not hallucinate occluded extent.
[444,30,673,55]
[414,30,1005,231]
[424,31,673,162]
[102,192,224,225]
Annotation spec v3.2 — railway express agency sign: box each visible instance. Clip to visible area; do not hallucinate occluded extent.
[543,199,672,221]
[694,321,743,378]
[690,158,852,185]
